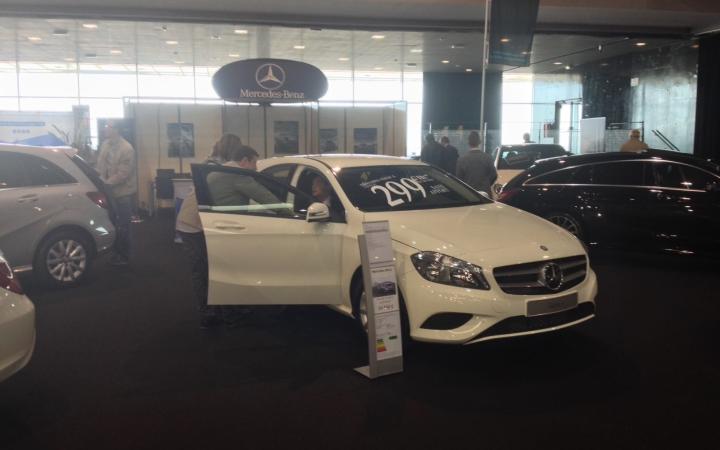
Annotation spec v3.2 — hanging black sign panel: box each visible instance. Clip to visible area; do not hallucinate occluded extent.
[212,58,328,103]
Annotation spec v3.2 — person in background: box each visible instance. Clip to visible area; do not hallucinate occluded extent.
[522,132,535,144]
[420,133,443,167]
[97,120,137,267]
[439,136,459,174]
[176,137,249,329]
[620,129,649,153]
[456,131,497,196]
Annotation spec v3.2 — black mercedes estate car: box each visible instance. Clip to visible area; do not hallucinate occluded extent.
[498,150,720,257]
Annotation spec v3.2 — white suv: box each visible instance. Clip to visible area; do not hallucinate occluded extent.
[0,145,116,287]
[0,252,35,383]
[190,155,597,345]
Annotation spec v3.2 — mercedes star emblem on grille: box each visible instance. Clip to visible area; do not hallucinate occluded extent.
[539,262,564,291]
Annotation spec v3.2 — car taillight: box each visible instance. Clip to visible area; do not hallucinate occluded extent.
[87,191,108,209]
[0,257,23,295]
[497,188,520,203]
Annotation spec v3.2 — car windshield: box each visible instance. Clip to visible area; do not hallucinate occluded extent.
[497,145,567,170]
[336,165,489,212]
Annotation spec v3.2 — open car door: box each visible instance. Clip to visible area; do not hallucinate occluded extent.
[191,164,343,306]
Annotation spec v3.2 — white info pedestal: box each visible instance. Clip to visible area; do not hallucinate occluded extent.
[355,221,403,379]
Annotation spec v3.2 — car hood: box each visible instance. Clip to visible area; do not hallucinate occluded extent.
[365,203,585,268]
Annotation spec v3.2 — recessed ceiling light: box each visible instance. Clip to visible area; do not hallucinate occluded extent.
[374,66,383,70]
[521,51,531,55]
[210,34,221,40]
[293,45,305,49]
[234,29,248,35]
[165,40,179,45]
[338,57,350,61]
[174,60,185,64]
[565,65,571,70]
[371,35,385,40]
[82,23,98,29]
[600,62,609,66]
[110,49,123,55]
[27,36,42,42]
[635,42,646,47]
[64,57,75,62]
[553,61,563,65]
[450,44,465,49]
[53,29,69,36]
[465,68,473,72]
[691,43,699,49]
[228,53,240,58]
[442,60,450,64]
[500,37,511,43]
[410,48,423,53]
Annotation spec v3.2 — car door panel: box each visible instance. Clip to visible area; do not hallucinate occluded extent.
[192,164,343,306]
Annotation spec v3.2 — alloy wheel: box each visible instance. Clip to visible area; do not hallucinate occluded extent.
[46,239,87,283]
[547,215,581,237]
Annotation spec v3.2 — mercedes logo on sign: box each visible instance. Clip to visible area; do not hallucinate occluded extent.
[255,63,286,91]
[539,262,564,291]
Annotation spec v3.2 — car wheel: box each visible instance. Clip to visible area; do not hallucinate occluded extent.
[544,212,584,239]
[34,229,94,288]
[351,279,412,347]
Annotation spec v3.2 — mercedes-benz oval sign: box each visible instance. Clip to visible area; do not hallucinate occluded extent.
[212,58,328,103]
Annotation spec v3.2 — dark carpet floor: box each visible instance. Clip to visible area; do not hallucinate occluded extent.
[1,213,718,450]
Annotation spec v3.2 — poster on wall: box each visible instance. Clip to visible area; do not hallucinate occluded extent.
[354,128,378,154]
[0,111,75,147]
[274,121,299,154]
[319,128,339,153]
[167,123,195,158]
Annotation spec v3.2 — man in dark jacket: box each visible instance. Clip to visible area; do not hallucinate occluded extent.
[420,133,443,167]
[439,136,459,174]
[456,131,497,196]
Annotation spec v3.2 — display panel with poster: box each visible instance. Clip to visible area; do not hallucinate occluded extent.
[274,121,299,154]
[167,123,195,158]
[319,128,339,153]
[354,128,378,154]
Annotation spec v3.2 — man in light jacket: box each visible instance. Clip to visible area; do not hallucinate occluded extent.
[97,120,137,266]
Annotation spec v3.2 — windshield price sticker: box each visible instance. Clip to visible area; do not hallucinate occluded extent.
[365,175,435,208]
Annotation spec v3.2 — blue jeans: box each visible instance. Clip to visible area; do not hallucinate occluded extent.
[114,195,133,261]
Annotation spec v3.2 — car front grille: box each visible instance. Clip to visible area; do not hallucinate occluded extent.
[493,255,587,295]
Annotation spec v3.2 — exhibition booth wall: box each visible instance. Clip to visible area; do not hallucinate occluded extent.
[127,101,407,211]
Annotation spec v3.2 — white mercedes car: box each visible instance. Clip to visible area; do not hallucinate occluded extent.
[190,155,597,344]
[0,252,35,382]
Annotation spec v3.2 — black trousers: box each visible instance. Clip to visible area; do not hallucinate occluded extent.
[178,231,212,315]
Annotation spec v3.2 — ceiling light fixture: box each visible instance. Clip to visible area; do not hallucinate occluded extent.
[500,37,511,43]
[234,29,248,35]
[82,23,98,29]
[565,65,571,70]
[293,45,306,49]
[64,57,75,62]
[374,66,383,70]
[553,61,563,65]
[228,53,240,58]
[174,60,185,64]
[371,35,385,40]
[338,57,350,61]
[110,49,123,55]
[410,48,423,53]
[635,42,646,47]
[53,29,69,36]
[441,60,450,64]
[450,44,465,49]
[27,36,42,42]
[165,40,179,45]
[465,68,473,72]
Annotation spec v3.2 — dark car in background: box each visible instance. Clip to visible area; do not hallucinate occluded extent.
[498,150,720,257]
[491,144,570,196]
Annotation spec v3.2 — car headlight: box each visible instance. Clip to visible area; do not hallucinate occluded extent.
[411,252,490,290]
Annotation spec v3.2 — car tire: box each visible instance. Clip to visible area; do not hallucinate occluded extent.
[544,212,584,239]
[34,229,94,288]
[351,278,412,349]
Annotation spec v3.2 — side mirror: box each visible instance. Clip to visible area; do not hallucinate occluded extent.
[307,202,331,222]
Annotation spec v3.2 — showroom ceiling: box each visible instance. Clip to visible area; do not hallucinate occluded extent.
[1,0,719,34]
[0,17,688,75]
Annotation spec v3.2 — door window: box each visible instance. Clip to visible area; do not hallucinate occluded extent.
[676,165,719,191]
[592,162,644,186]
[20,154,76,186]
[261,164,296,186]
[649,162,689,190]
[0,152,30,188]
[192,165,315,219]
[295,167,346,222]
